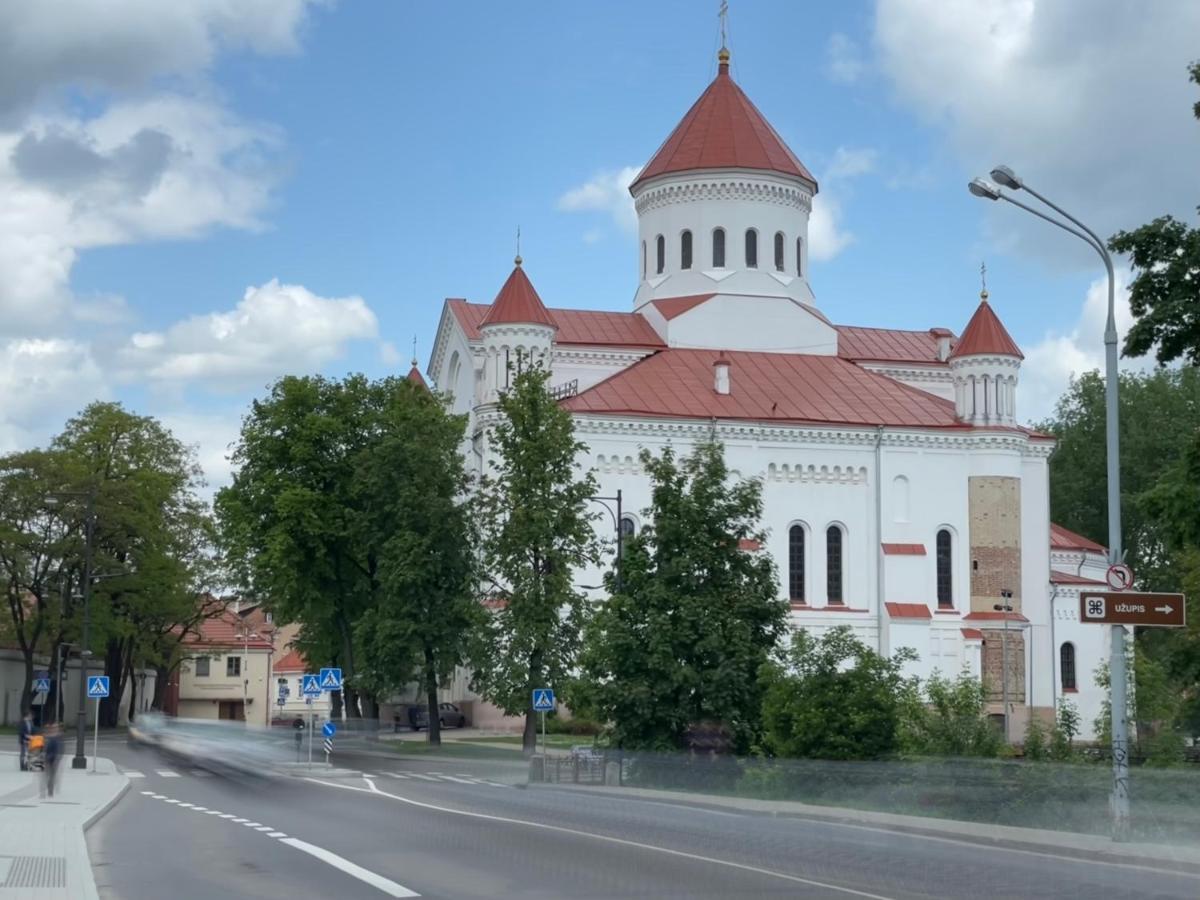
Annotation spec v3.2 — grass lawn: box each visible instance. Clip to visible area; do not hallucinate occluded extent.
[382,740,523,761]
[457,734,592,750]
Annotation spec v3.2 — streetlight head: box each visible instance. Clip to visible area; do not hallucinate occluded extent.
[968,178,1001,200]
[990,165,1022,190]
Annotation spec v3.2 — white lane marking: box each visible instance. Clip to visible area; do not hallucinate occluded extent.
[177,803,195,809]
[384,772,410,779]
[407,773,439,781]
[191,806,207,812]
[436,775,475,784]
[231,818,248,823]
[149,794,165,800]
[244,822,262,827]
[191,769,213,777]
[139,790,154,796]
[219,814,237,819]
[255,825,275,831]
[124,771,145,779]
[205,810,223,816]
[163,799,180,804]
[267,831,287,838]
[305,778,893,900]
[156,770,180,778]
[482,781,511,789]
[279,837,419,898]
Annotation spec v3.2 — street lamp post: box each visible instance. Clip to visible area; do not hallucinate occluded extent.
[588,490,624,591]
[969,169,1128,839]
[46,488,97,770]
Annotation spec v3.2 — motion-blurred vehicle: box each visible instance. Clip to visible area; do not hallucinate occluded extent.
[128,711,168,749]
[437,703,467,728]
[397,702,467,731]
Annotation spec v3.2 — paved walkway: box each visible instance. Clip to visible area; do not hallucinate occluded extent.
[0,751,129,899]
[539,782,1200,876]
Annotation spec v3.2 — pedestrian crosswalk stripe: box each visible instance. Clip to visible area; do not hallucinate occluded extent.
[408,773,439,781]
[244,822,261,827]
[156,770,179,777]
[254,825,274,831]
[438,775,475,784]
[484,781,511,788]
[384,772,409,779]
[267,831,287,838]
[124,770,145,778]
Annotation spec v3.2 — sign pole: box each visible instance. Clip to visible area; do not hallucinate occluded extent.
[541,709,546,756]
[1111,624,1130,840]
[92,696,100,772]
[308,711,313,769]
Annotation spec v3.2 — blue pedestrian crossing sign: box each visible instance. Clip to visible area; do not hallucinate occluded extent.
[33,677,51,694]
[532,688,555,712]
[322,721,336,738]
[87,675,110,698]
[301,673,322,696]
[319,667,342,691]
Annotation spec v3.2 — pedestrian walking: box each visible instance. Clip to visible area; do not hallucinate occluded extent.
[41,722,62,798]
[18,712,34,771]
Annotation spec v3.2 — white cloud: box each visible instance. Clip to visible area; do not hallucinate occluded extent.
[1019,268,1153,423]
[156,409,244,493]
[117,279,380,386]
[825,146,879,180]
[557,166,641,234]
[0,337,107,452]
[874,0,1200,258]
[827,33,867,84]
[0,1,318,116]
[0,97,283,332]
[809,196,855,262]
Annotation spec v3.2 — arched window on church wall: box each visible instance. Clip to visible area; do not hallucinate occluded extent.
[788,524,805,603]
[774,231,785,271]
[656,234,665,274]
[745,229,758,268]
[680,230,693,270]
[796,237,803,276]
[712,228,726,267]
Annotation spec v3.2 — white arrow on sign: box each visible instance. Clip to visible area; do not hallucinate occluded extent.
[1155,605,1174,615]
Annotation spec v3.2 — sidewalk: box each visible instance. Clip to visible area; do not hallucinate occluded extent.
[534,782,1200,876]
[0,752,129,899]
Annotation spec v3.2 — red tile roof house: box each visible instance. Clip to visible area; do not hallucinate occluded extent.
[170,604,275,726]
[421,43,1103,741]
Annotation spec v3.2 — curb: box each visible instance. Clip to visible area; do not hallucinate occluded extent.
[533,784,1200,877]
[83,772,130,832]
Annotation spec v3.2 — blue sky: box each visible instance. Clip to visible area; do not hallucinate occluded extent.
[2,1,1197,488]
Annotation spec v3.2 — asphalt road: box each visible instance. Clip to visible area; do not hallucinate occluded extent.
[87,738,1200,900]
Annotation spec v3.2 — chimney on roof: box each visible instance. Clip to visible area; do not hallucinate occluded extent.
[713,356,731,395]
[930,328,953,362]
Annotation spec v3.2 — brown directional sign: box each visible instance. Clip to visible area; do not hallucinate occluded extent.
[1079,591,1186,628]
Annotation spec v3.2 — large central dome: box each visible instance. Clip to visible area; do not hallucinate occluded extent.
[630,49,817,193]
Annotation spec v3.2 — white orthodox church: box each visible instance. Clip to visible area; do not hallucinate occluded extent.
[423,46,1112,740]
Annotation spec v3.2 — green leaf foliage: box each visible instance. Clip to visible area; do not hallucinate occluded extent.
[760,626,917,760]
[470,362,599,751]
[903,669,1003,758]
[577,441,787,753]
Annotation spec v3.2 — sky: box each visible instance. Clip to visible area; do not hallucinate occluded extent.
[1,0,1197,493]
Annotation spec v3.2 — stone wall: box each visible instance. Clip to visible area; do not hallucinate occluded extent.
[968,476,1022,612]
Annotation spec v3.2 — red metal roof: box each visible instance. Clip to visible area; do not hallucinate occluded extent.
[561,349,964,428]
[882,543,927,556]
[479,263,556,328]
[961,627,985,641]
[651,294,717,320]
[962,610,1030,623]
[1049,570,1106,585]
[274,649,308,672]
[630,51,816,192]
[184,607,273,650]
[885,602,932,619]
[448,300,665,349]
[949,300,1023,359]
[1050,522,1106,553]
[406,364,428,388]
[836,326,953,364]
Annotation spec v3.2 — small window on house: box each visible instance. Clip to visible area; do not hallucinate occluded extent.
[745,229,758,268]
[680,230,693,270]
[226,656,241,678]
[788,524,805,602]
[1060,643,1077,691]
[194,657,210,678]
[656,234,665,274]
[936,529,953,608]
[619,515,637,538]
[774,231,785,271]
[796,237,803,276]
[826,525,844,604]
[712,228,726,268]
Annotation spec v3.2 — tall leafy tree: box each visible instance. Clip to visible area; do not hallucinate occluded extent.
[760,627,916,760]
[354,378,480,746]
[216,375,393,719]
[1110,62,1200,365]
[472,363,599,755]
[577,442,787,753]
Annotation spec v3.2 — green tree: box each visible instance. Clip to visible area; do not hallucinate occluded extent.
[759,627,915,760]
[903,670,1003,758]
[1036,368,1200,591]
[1109,62,1200,366]
[472,362,599,755]
[577,441,787,753]
[217,375,396,719]
[353,378,480,746]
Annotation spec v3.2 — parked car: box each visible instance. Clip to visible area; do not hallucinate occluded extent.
[438,702,467,728]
